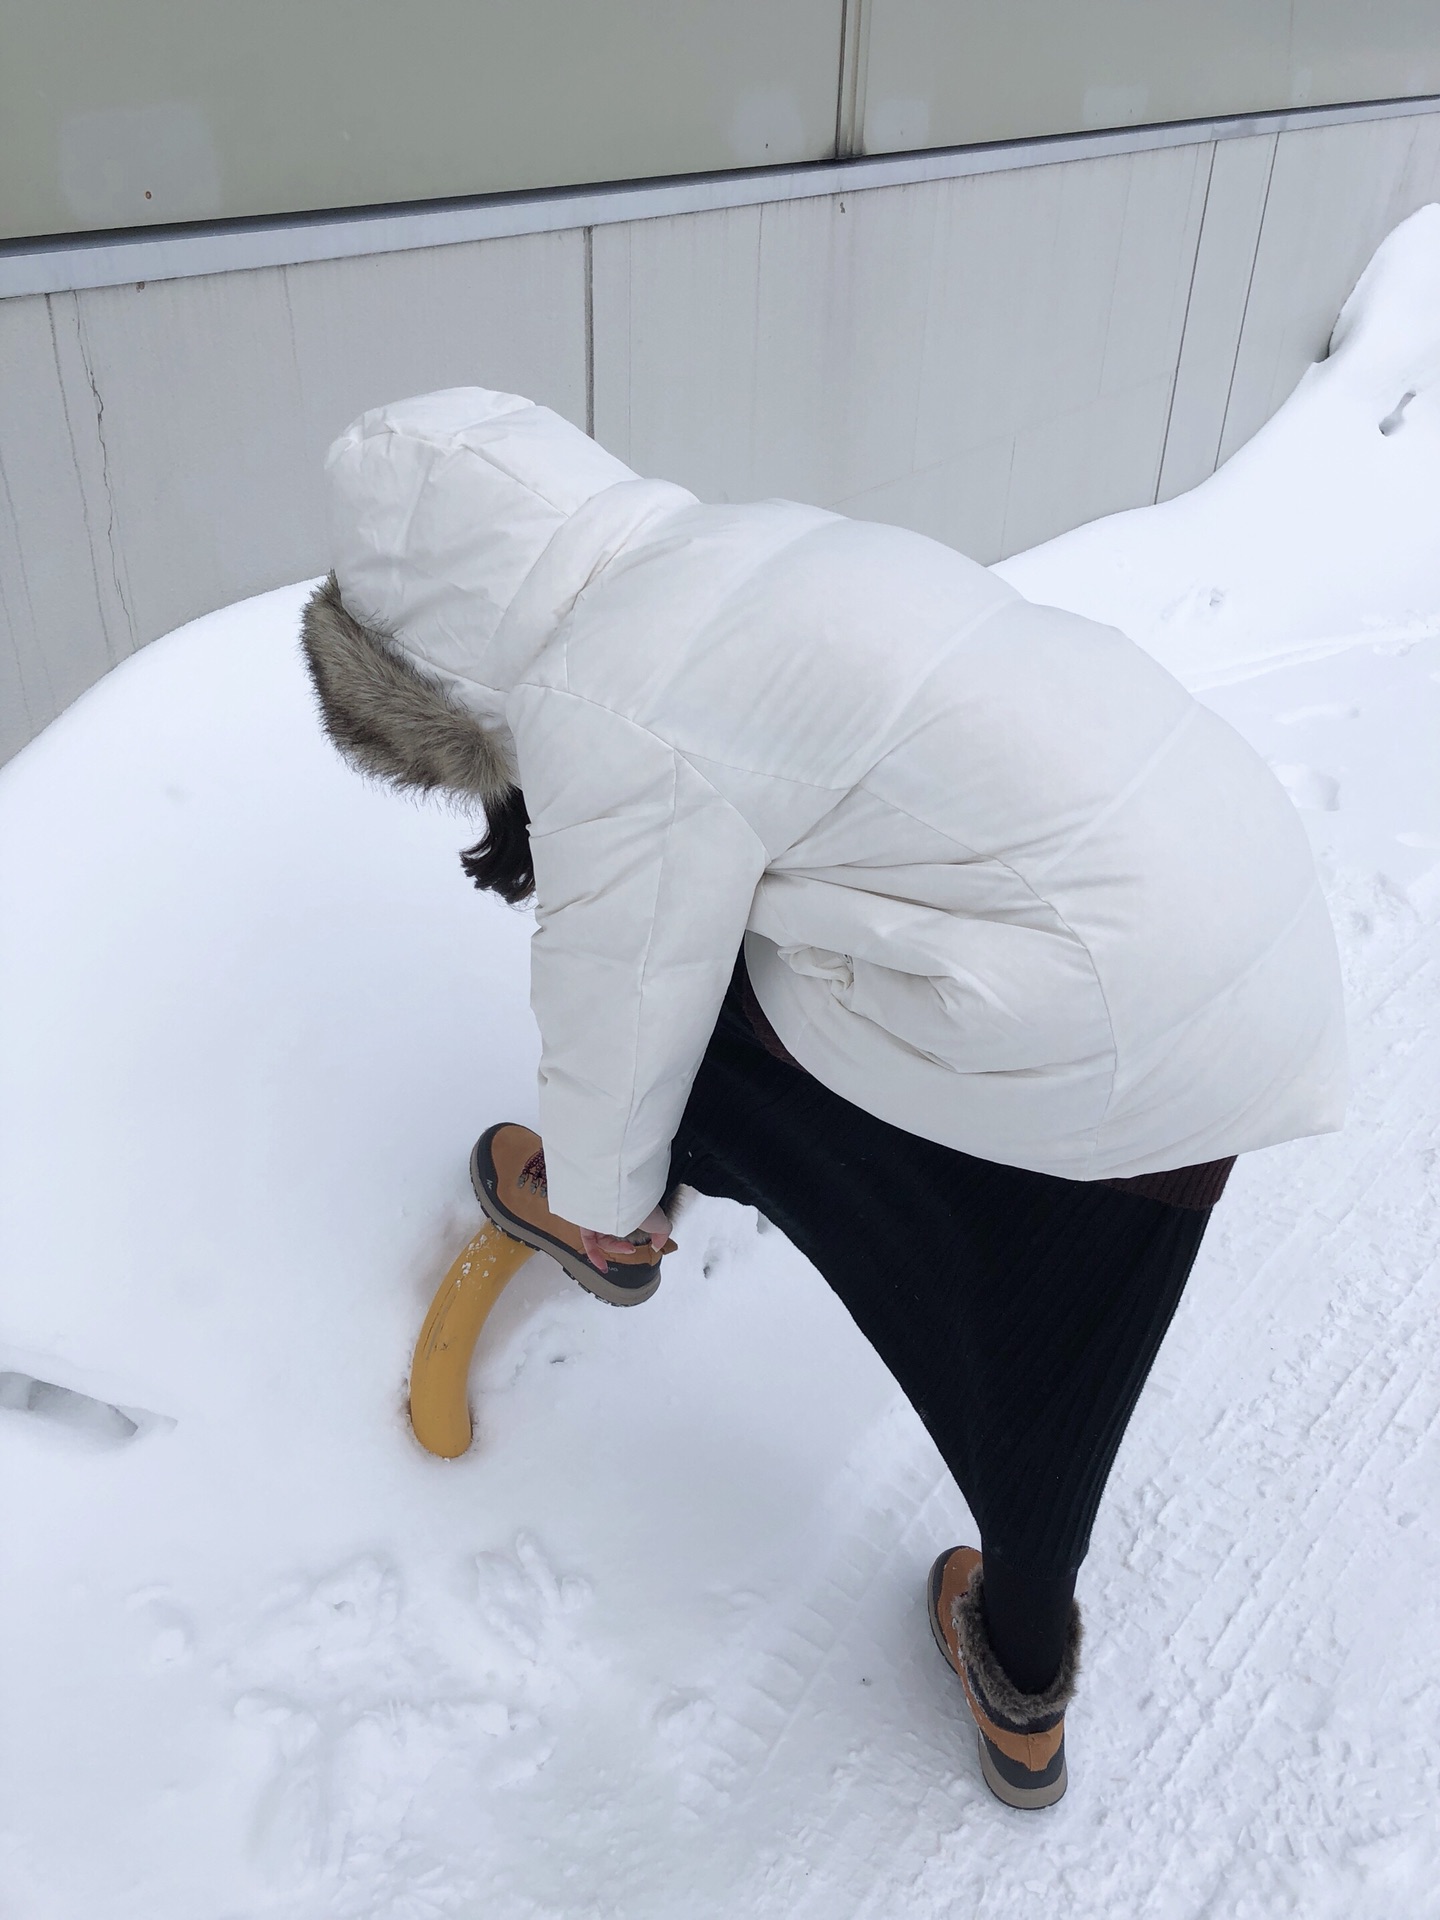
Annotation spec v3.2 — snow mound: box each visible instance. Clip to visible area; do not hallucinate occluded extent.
[2,216,1439,1918]
[998,204,1440,688]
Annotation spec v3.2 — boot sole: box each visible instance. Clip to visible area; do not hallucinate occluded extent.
[976,1737,1068,1810]
[469,1130,662,1308]
[926,1550,1068,1811]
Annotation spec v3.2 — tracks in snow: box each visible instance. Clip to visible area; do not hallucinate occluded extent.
[623,888,1440,1918]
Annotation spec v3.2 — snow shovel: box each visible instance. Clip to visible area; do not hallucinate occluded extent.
[408,1220,534,1458]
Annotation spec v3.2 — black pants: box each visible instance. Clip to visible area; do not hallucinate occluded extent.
[667,970,1212,1693]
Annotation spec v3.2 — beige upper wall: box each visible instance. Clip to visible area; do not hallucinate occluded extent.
[862,1,1440,154]
[0,0,844,242]
[4,0,1438,243]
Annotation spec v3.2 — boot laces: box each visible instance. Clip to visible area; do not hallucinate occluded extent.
[518,1148,548,1196]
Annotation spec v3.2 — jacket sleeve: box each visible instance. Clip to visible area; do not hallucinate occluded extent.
[510,684,769,1235]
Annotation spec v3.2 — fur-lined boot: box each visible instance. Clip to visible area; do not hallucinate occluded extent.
[927,1545,1081,1808]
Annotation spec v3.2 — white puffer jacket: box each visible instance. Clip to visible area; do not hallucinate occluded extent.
[320,388,1346,1233]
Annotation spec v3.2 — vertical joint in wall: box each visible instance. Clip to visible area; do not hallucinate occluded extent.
[835,0,871,160]
[583,225,595,438]
[1155,143,1218,504]
[1216,135,1279,469]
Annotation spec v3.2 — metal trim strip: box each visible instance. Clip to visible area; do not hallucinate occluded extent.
[3,91,1437,300]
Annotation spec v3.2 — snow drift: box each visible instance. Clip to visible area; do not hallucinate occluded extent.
[2,208,1438,1919]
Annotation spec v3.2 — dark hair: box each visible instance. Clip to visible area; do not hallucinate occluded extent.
[460,788,534,905]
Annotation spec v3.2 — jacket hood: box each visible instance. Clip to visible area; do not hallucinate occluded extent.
[299,387,647,800]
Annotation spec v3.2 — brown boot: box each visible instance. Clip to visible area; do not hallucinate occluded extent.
[927,1546,1081,1809]
[470,1123,674,1307]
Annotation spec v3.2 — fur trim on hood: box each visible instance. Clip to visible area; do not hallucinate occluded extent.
[299,573,515,802]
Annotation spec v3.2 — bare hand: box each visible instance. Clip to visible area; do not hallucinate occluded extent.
[579,1206,672,1273]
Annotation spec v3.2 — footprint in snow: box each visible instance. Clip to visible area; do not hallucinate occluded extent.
[226,1538,593,1890]
[1160,584,1227,624]
[473,1531,592,1663]
[1275,702,1360,726]
[127,1587,195,1669]
[1378,389,1416,435]
[653,1689,716,1745]
[0,1369,174,1446]
[1269,763,1341,812]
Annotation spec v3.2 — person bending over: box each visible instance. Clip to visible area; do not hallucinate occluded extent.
[301,388,1345,1809]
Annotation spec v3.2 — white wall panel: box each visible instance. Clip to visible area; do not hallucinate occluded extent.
[0,232,585,761]
[1219,113,1440,460]
[746,185,941,507]
[1156,135,1277,501]
[0,295,134,758]
[593,191,948,511]
[592,208,767,505]
[593,193,946,508]
[41,294,139,663]
[57,272,315,650]
[827,434,1018,568]
[917,144,1211,553]
[594,143,1209,559]
[69,230,585,653]
[282,233,590,501]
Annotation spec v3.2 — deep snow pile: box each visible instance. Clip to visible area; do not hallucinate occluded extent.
[997,203,1440,696]
[2,209,1438,1920]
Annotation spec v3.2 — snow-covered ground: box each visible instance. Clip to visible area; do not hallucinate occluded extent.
[3,209,1438,1919]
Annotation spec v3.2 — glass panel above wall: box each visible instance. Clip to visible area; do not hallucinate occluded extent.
[1,0,845,243]
[860,0,1440,157]
[7,0,1437,247]
[1288,0,1440,109]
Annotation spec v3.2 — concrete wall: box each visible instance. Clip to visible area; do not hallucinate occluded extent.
[3,101,1440,765]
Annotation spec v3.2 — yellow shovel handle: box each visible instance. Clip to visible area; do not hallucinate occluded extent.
[408,1219,535,1458]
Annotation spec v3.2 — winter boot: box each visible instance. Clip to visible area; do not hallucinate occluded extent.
[470,1123,673,1307]
[927,1545,1081,1809]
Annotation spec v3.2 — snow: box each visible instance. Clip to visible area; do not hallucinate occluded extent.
[996,205,1440,696]
[3,206,1439,1918]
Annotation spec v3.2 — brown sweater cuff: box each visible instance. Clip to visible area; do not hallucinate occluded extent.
[1100,1159,1235,1210]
